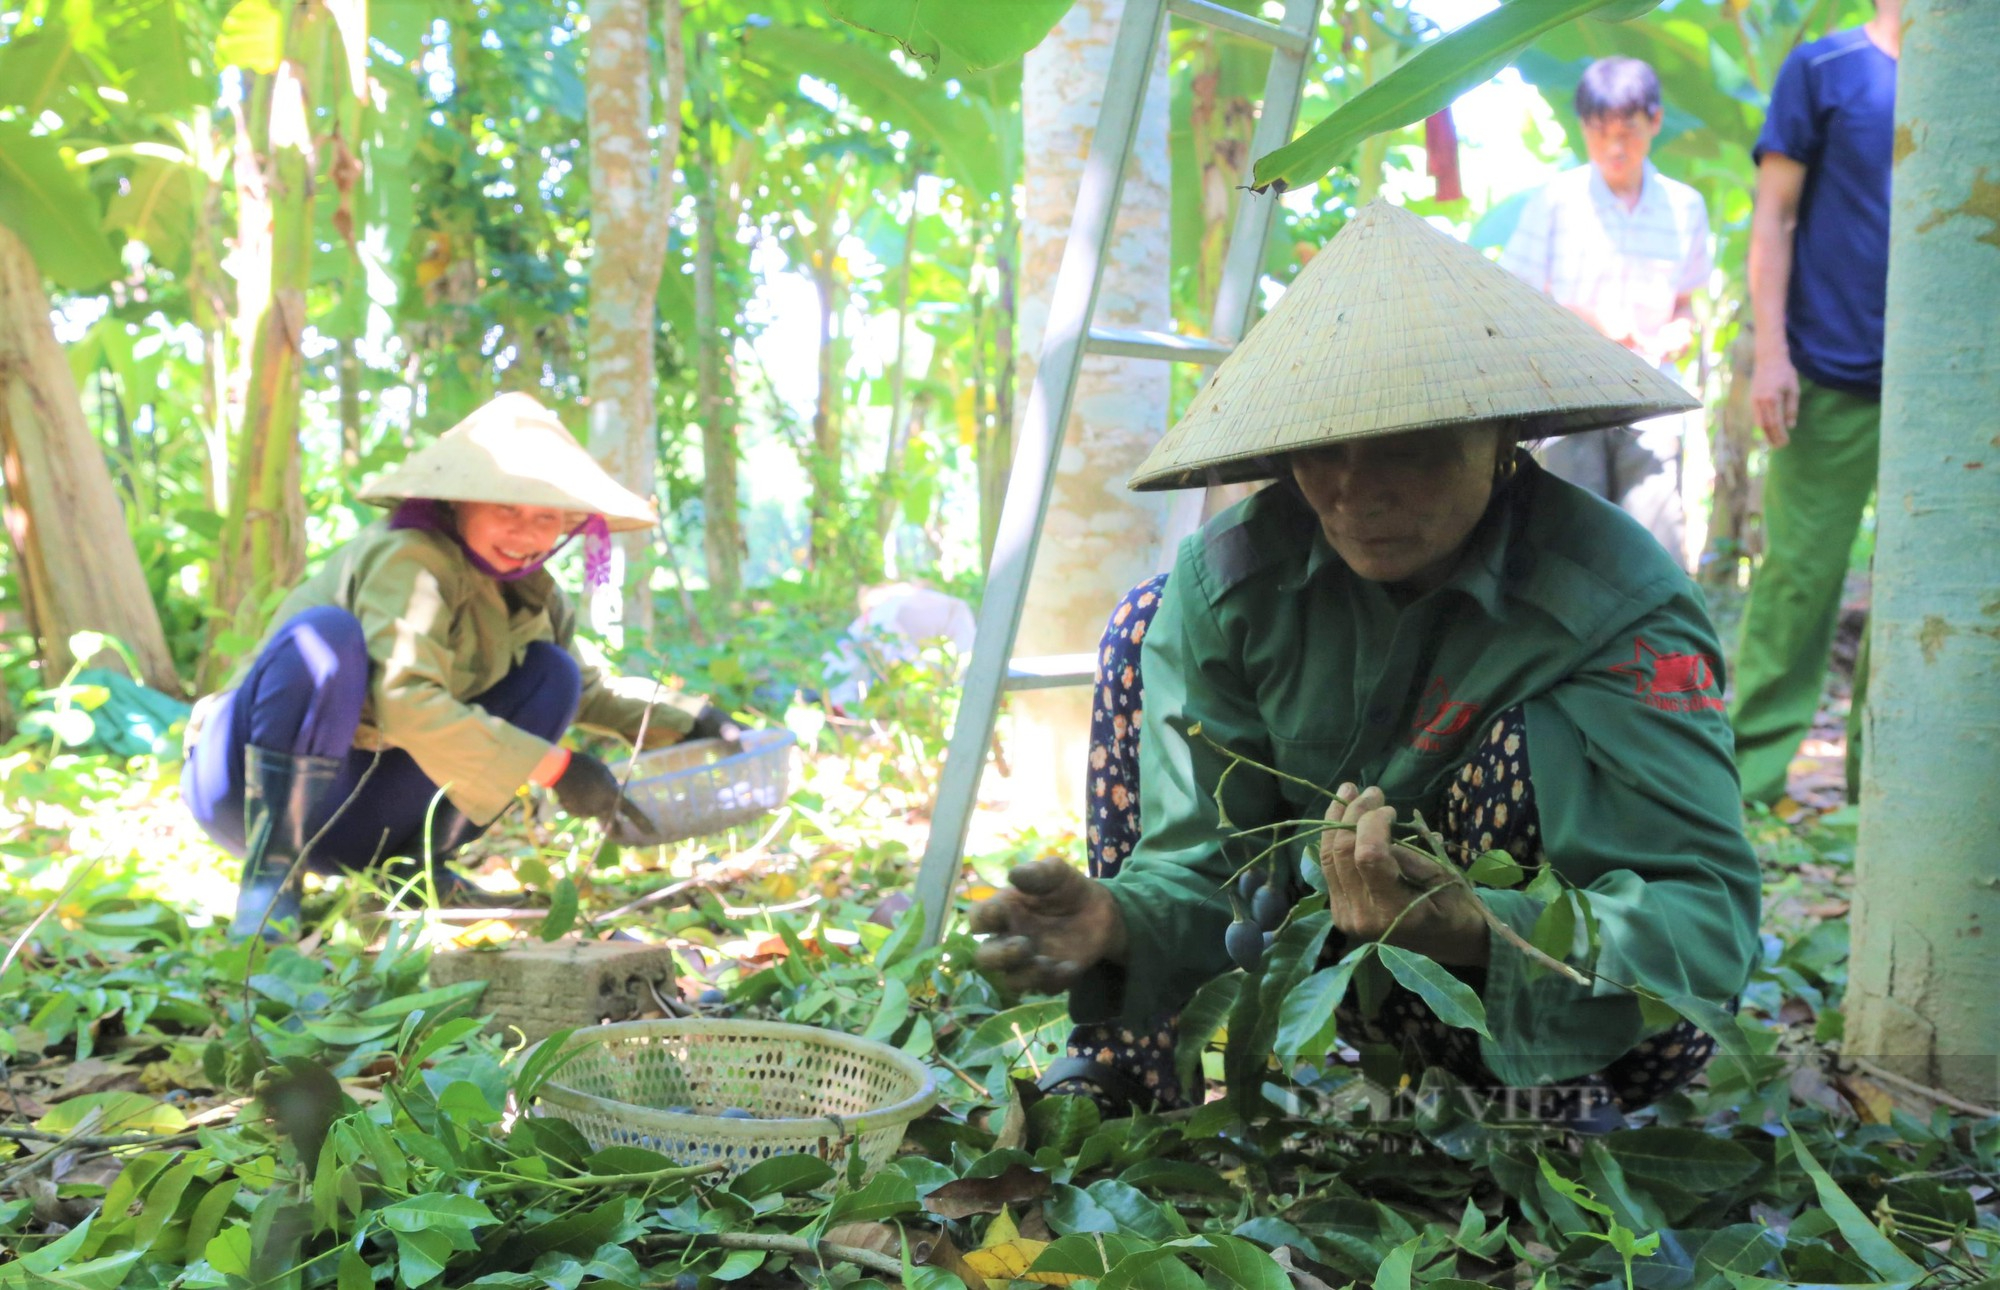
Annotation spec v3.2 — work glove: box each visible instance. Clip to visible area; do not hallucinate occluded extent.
[968,859,1128,994]
[687,702,743,744]
[550,751,657,837]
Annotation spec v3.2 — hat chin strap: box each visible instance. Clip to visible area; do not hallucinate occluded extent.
[388,498,613,588]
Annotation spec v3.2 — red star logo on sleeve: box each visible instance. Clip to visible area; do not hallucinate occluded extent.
[1609,637,1724,712]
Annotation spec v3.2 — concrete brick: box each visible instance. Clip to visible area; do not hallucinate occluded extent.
[428,938,678,1042]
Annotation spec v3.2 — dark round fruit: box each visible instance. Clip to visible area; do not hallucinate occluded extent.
[1262,929,1277,950]
[698,988,726,1005]
[1236,865,1267,900]
[719,1107,756,1120]
[676,1274,700,1290]
[1225,919,1264,971]
[1251,883,1287,931]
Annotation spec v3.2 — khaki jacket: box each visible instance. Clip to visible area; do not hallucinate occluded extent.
[230,525,700,823]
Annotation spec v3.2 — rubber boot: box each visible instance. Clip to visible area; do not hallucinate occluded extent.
[228,746,343,942]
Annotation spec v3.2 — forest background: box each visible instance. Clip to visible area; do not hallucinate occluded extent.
[0,0,1865,720]
[6,1,1996,1289]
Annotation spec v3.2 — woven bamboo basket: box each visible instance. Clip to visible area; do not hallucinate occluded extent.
[529,1019,938,1182]
[613,729,796,845]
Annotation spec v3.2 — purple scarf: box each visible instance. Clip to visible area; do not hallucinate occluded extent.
[389,498,613,588]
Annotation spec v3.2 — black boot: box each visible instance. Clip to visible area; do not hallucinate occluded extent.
[229,746,342,942]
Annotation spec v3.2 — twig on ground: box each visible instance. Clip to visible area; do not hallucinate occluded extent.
[0,1124,203,1149]
[1,850,109,981]
[1844,1055,2000,1120]
[930,1052,992,1099]
[644,977,693,1019]
[597,846,784,924]
[672,1231,905,1279]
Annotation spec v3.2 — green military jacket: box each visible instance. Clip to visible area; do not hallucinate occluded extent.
[237,525,700,824]
[1072,464,1762,1088]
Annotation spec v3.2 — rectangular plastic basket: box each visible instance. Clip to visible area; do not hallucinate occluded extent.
[613,729,796,846]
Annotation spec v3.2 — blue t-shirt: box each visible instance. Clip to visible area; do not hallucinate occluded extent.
[1754,28,1897,395]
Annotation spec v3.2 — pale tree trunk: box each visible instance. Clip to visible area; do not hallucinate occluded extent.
[1702,327,1760,584]
[1011,0,1174,821]
[586,0,685,644]
[975,203,1021,571]
[1844,0,2000,1109]
[0,222,179,694]
[876,168,921,548]
[807,241,842,570]
[691,33,742,602]
[206,1,333,690]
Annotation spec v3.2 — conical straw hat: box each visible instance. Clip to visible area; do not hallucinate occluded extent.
[359,393,658,532]
[1129,201,1700,492]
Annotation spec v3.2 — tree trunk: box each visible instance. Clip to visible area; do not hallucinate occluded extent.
[0,221,179,694]
[876,167,922,547]
[985,201,1020,569]
[805,219,844,571]
[691,33,743,603]
[1702,327,1760,584]
[1845,0,2000,1107]
[336,334,361,468]
[1011,0,1174,820]
[585,0,685,644]
[206,1,332,689]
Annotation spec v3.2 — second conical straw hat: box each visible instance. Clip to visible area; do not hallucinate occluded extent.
[1129,201,1699,492]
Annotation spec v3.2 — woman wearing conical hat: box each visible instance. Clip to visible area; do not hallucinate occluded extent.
[972,205,1760,1124]
[182,393,735,940]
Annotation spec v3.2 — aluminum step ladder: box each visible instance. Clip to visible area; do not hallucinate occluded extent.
[915,0,1325,945]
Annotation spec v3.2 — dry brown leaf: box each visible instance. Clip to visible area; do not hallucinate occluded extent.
[1834,1073,1897,1124]
[990,1079,1029,1152]
[922,1163,1051,1219]
[824,1221,934,1261]
[51,1059,143,1102]
[1271,1246,1339,1290]
[1778,997,1817,1027]
[922,1230,988,1287]
[0,1089,50,1119]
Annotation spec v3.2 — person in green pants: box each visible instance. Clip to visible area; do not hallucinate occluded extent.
[1729,6,1897,806]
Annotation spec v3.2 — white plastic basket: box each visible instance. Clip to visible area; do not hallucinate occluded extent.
[612,729,795,845]
[528,1019,938,1182]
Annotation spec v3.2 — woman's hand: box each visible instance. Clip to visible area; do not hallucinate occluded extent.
[969,859,1128,993]
[546,750,657,836]
[1320,784,1490,966]
[687,703,743,744]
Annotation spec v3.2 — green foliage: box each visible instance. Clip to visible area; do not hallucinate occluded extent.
[0,120,122,289]
[823,0,1073,71]
[1,798,1996,1288]
[1252,0,1664,193]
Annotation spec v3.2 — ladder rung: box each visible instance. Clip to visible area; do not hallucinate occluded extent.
[1004,653,1099,691]
[1165,0,1312,54]
[1087,326,1233,366]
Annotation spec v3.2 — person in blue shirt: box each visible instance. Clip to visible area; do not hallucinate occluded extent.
[1730,0,1898,808]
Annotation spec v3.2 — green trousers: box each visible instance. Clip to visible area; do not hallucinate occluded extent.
[1729,378,1881,805]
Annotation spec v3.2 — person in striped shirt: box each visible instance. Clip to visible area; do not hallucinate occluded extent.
[1499,57,1712,569]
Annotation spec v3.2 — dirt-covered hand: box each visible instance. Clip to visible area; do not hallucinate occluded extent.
[968,859,1128,993]
[550,751,654,836]
[1319,783,1489,966]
